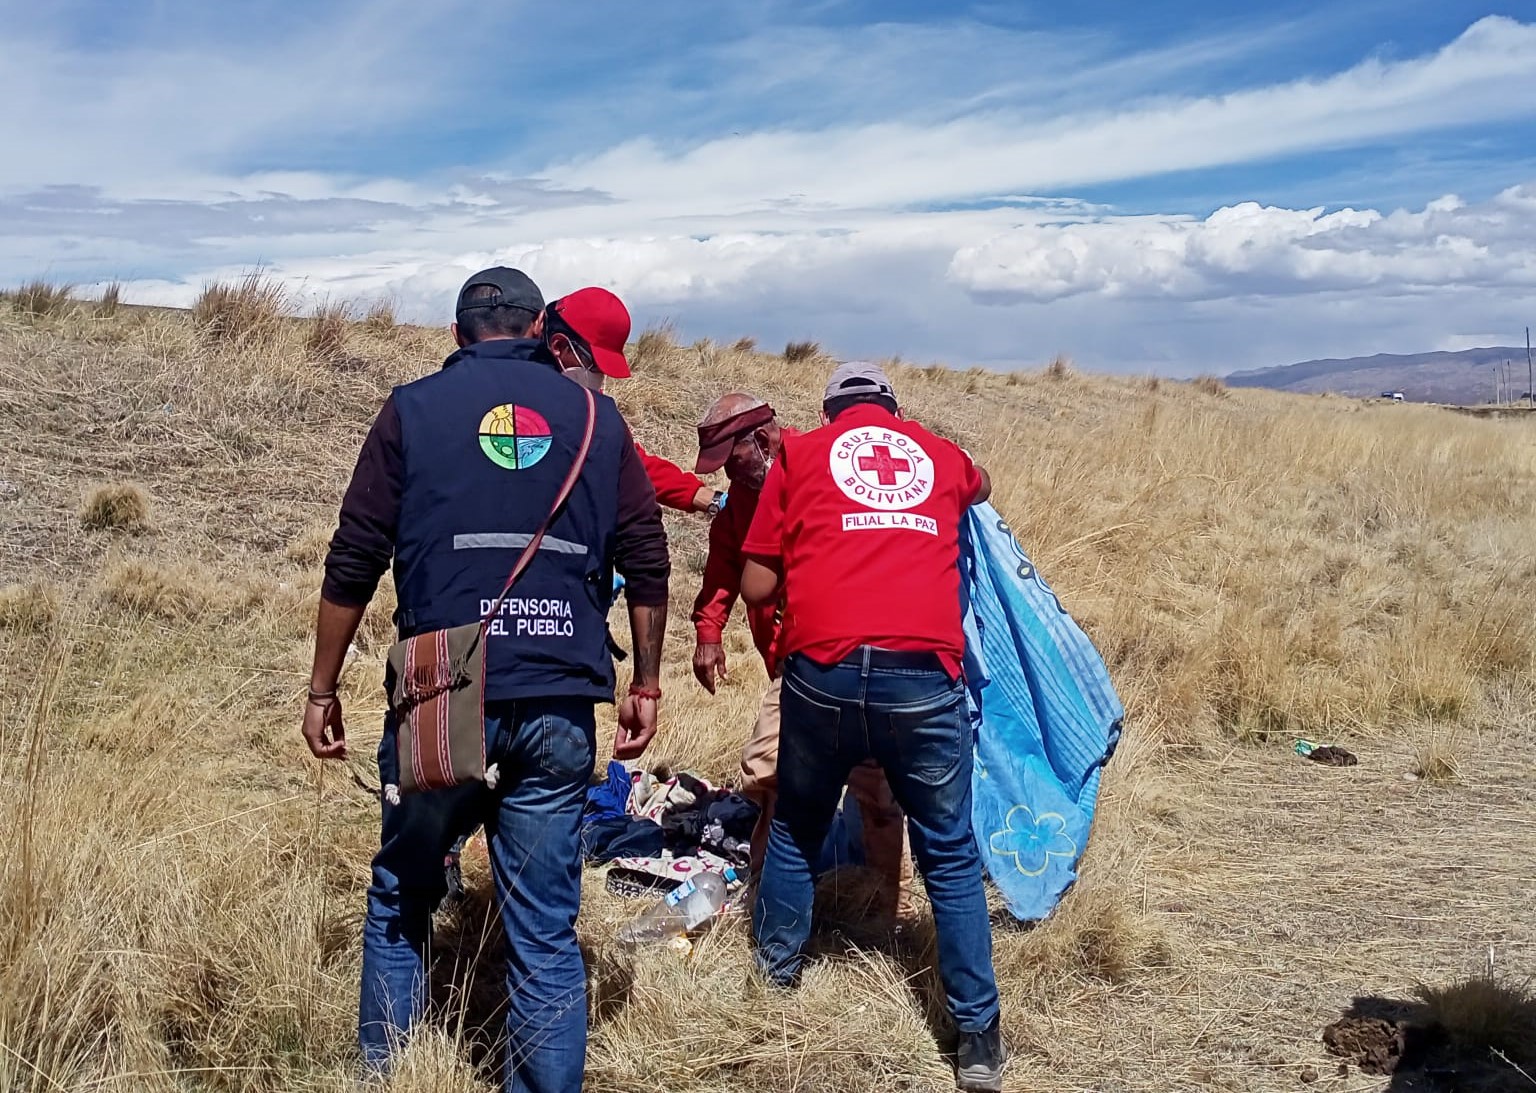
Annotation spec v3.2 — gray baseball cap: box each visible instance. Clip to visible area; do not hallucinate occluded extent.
[455,266,544,317]
[823,360,896,403]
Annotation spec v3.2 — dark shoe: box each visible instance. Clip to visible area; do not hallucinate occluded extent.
[956,1022,1007,1092]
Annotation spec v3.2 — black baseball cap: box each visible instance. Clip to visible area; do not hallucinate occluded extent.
[454,267,544,317]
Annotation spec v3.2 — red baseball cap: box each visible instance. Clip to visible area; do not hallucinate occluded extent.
[549,287,631,378]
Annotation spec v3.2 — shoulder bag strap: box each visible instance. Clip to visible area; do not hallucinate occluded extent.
[479,385,598,625]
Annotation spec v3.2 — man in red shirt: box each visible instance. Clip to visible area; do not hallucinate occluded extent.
[688,393,911,919]
[740,361,1005,1092]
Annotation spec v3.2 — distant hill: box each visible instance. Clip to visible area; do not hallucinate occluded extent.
[1226,347,1533,405]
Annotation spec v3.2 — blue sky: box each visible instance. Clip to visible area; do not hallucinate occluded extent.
[4,0,1535,373]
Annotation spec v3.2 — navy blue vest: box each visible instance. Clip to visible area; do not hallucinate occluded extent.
[391,340,627,702]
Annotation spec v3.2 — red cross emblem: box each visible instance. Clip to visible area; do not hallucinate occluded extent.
[857,444,911,485]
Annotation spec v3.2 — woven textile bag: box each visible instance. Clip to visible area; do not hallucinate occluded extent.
[384,385,596,799]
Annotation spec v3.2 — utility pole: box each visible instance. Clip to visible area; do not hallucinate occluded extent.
[1527,326,1533,405]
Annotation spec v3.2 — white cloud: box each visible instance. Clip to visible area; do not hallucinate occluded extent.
[948,186,1536,302]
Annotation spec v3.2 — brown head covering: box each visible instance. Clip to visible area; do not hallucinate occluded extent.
[695,398,776,474]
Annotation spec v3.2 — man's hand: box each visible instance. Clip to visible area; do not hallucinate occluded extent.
[301,695,348,760]
[693,641,729,694]
[614,694,658,759]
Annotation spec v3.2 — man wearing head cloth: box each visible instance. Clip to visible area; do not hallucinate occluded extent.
[688,391,913,923]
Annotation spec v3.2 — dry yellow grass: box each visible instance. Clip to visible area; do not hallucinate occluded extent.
[363,297,398,334]
[1,299,1533,1092]
[1414,968,1536,1067]
[5,278,76,317]
[80,482,152,532]
[306,300,353,363]
[783,339,821,362]
[0,582,58,633]
[98,281,123,318]
[193,270,291,346]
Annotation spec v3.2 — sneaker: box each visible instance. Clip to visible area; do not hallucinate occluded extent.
[956,1022,1007,1092]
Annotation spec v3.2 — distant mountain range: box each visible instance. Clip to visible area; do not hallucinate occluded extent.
[1226,346,1534,405]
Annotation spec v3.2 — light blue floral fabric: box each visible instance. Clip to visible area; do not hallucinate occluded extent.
[961,503,1123,921]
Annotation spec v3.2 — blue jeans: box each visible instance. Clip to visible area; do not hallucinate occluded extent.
[753,649,1000,1033]
[360,697,597,1093]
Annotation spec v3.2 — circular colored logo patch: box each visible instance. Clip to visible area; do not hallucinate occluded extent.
[827,426,933,511]
[478,404,553,470]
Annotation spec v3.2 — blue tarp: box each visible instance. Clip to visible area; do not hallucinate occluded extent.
[961,503,1124,922]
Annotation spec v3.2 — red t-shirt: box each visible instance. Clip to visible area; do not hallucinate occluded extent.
[690,428,801,678]
[742,405,981,678]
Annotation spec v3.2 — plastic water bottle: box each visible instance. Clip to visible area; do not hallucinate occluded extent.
[616,869,738,946]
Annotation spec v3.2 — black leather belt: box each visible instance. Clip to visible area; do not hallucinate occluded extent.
[858,647,944,671]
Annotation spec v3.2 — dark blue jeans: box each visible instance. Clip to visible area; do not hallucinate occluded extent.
[753,649,1000,1033]
[361,697,596,1093]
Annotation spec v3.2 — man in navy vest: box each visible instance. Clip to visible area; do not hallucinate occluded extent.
[301,267,670,1093]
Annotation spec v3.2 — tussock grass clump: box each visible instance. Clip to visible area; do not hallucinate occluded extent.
[8,278,76,317]
[1191,374,1228,397]
[692,337,719,369]
[0,581,58,632]
[1414,969,1536,1068]
[363,297,397,333]
[99,558,265,622]
[632,322,676,366]
[306,300,352,362]
[731,335,757,353]
[784,339,821,362]
[193,270,290,346]
[1413,730,1462,783]
[1011,883,1175,988]
[97,281,122,317]
[583,922,953,1093]
[1044,354,1072,379]
[79,482,151,532]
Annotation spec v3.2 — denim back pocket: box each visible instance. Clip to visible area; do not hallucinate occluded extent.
[779,674,847,767]
[539,704,597,782]
[885,684,967,784]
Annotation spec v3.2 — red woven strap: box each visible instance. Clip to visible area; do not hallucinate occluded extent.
[404,628,456,789]
[480,385,598,625]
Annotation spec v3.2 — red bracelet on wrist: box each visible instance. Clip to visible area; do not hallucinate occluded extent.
[628,684,662,700]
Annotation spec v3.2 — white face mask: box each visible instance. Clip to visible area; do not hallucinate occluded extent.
[563,360,604,391]
[554,335,605,391]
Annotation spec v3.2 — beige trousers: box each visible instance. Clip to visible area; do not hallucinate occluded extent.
[739,677,915,922]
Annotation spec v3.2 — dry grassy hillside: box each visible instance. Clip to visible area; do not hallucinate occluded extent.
[2,285,1534,1092]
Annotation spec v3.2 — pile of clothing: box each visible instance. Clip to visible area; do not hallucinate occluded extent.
[580,762,759,893]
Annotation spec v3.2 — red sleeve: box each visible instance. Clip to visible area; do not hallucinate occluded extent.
[958,447,983,505]
[635,442,705,511]
[690,510,743,644]
[742,460,787,559]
